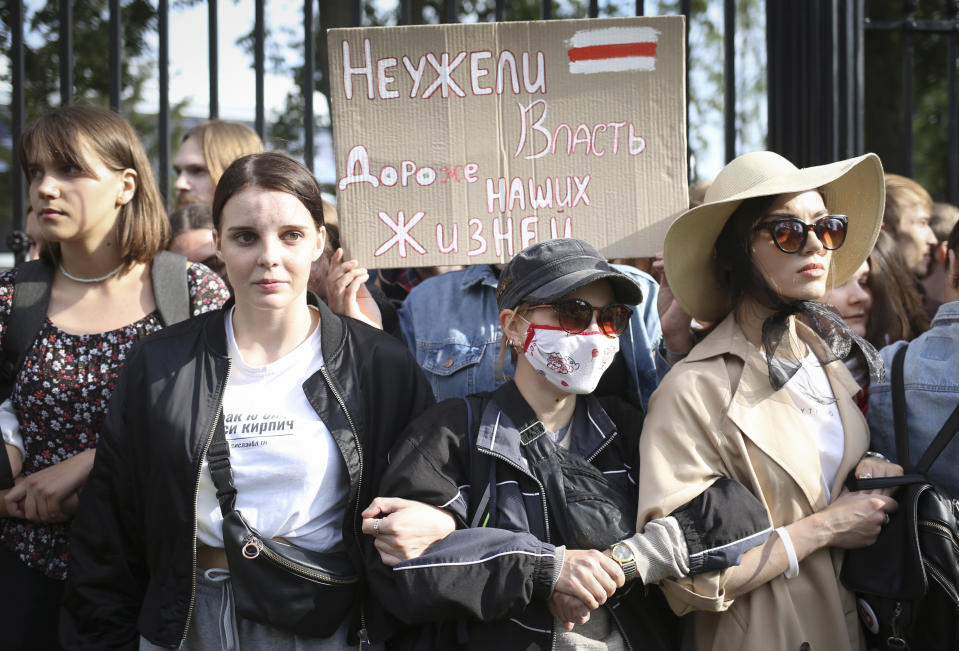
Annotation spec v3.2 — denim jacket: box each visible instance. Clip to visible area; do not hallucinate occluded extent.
[868,301,959,498]
[397,264,668,409]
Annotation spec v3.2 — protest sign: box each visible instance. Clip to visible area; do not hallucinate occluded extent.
[328,16,687,268]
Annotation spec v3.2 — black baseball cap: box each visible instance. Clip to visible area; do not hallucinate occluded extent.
[495,238,644,310]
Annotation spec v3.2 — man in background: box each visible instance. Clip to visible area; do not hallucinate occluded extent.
[172,120,263,209]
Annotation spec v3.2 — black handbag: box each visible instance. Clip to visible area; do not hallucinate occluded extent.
[840,345,959,651]
[206,413,359,638]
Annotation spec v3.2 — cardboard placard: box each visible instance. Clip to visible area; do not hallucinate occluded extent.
[328,16,687,268]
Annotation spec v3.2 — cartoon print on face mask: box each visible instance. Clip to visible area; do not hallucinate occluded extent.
[545,352,580,375]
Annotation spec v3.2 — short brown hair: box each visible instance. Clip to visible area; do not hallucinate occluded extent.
[883,173,932,233]
[212,152,325,232]
[19,105,168,265]
[930,202,959,243]
[182,120,264,186]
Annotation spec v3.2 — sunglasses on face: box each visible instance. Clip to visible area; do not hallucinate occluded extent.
[759,214,848,254]
[527,299,633,337]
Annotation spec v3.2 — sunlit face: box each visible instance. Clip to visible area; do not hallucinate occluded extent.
[215,187,325,315]
[750,190,834,302]
[27,140,132,247]
[821,260,872,337]
[892,201,937,276]
[173,136,214,209]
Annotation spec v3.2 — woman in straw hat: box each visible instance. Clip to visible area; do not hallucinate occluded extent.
[637,152,904,651]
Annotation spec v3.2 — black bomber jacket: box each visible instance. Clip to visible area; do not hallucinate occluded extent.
[61,295,436,650]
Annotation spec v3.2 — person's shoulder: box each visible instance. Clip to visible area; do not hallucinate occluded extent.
[404,266,494,304]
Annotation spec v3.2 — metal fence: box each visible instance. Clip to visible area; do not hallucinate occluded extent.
[6,0,959,263]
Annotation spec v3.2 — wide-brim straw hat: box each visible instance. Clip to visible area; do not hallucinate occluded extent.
[664,151,885,322]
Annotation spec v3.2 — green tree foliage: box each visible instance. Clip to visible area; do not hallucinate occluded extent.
[864,2,956,202]
[1,0,188,240]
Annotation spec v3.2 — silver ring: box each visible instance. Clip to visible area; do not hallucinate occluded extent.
[858,473,872,480]
[372,519,380,536]
[883,513,890,525]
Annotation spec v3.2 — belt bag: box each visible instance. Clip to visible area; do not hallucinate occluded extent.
[207,418,359,638]
[841,345,959,651]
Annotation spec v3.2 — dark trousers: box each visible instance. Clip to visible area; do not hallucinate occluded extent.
[0,546,63,650]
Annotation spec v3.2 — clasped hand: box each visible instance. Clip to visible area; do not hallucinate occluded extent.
[548,549,625,631]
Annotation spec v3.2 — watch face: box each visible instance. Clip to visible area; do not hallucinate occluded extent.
[611,544,632,562]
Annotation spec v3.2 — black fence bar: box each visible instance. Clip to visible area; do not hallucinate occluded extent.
[59,0,72,105]
[541,0,551,20]
[159,0,170,206]
[948,1,959,204]
[304,0,315,173]
[210,0,219,119]
[353,0,362,27]
[495,0,504,22]
[902,2,915,177]
[681,0,690,177]
[448,0,458,23]
[636,1,645,16]
[855,0,866,155]
[109,0,121,111]
[829,1,840,162]
[11,0,25,262]
[400,0,412,25]
[589,0,599,18]
[723,0,735,163]
[255,0,265,139]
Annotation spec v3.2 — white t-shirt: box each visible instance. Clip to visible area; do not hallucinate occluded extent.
[196,308,349,551]
[783,351,845,502]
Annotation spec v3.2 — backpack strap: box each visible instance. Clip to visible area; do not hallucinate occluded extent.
[151,251,190,326]
[891,344,912,471]
[0,260,54,489]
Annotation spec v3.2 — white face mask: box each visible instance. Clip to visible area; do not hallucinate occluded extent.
[519,322,621,394]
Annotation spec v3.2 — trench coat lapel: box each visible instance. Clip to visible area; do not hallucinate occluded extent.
[725,345,828,512]
[701,316,869,512]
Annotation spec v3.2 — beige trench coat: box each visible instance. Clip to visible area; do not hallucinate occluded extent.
[638,314,868,651]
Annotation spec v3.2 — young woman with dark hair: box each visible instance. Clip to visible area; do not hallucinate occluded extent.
[0,105,229,649]
[61,152,448,650]
[638,152,905,651]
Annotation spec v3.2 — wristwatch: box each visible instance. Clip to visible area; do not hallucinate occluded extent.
[607,542,638,581]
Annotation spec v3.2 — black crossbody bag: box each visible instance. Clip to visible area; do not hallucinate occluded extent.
[206,410,359,638]
[841,345,959,650]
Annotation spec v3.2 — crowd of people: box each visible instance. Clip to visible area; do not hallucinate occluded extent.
[0,103,957,651]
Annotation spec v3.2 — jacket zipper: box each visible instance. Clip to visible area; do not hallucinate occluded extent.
[241,535,358,584]
[585,428,619,463]
[318,365,369,646]
[477,447,550,543]
[180,359,232,647]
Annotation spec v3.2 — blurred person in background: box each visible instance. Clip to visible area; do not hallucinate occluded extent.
[173,120,263,210]
[865,230,929,348]
[921,201,959,314]
[882,173,937,280]
[168,203,222,276]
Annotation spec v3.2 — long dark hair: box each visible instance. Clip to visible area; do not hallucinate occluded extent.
[212,152,325,231]
[865,230,929,346]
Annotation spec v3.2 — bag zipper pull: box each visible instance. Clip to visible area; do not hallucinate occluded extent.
[241,535,262,559]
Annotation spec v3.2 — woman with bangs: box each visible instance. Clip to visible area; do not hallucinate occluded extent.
[0,105,229,649]
[637,152,906,651]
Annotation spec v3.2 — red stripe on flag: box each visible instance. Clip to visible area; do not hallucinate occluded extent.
[567,42,657,62]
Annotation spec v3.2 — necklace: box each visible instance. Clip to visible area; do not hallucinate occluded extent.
[59,261,124,283]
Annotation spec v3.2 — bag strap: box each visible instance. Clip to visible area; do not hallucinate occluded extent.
[464,397,495,529]
[891,345,911,470]
[854,344,959,491]
[151,251,190,327]
[205,410,238,515]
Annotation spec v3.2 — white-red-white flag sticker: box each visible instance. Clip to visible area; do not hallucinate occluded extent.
[566,26,660,74]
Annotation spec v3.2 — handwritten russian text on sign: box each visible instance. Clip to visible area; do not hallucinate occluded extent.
[329,17,687,268]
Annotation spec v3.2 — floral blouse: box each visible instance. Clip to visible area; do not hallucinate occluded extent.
[0,263,230,579]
